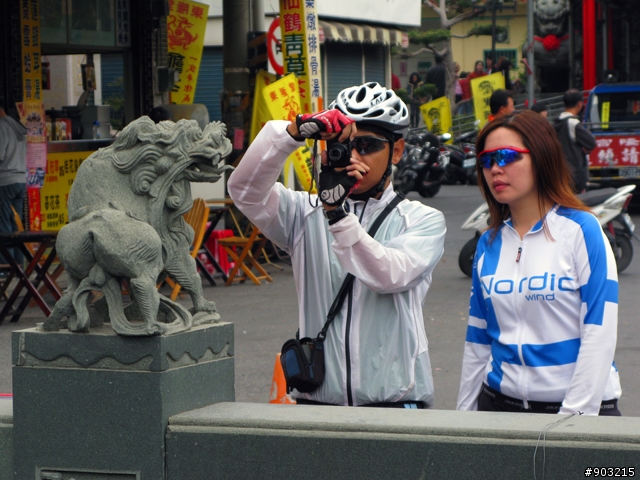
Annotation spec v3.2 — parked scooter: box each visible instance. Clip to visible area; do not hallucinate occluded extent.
[393,131,447,198]
[458,185,638,277]
[441,129,479,186]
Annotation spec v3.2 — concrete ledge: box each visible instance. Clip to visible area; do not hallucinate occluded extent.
[167,403,640,480]
[0,398,12,480]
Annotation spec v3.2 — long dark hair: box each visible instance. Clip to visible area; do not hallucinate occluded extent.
[476,110,589,240]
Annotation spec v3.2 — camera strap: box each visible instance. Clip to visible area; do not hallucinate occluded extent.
[316,192,405,342]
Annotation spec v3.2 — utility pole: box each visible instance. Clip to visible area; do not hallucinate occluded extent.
[527,0,535,106]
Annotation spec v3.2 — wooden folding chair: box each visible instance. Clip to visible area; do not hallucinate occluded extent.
[10,206,64,303]
[164,198,210,301]
[217,225,272,286]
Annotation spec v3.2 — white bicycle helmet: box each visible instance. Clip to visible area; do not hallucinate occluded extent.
[330,82,410,139]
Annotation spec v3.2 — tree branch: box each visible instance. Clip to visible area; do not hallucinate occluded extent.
[444,8,487,28]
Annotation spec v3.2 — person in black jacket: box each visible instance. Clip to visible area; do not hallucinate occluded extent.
[553,89,597,193]
[425,54,447,100]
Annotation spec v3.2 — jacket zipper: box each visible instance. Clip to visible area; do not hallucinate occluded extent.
[344,199,369,406]
[345,288,354,406]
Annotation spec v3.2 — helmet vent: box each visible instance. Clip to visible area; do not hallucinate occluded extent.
[364,109,384,118]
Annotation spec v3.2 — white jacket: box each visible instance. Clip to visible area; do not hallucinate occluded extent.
[228,121,446,406]
[457,206,621,415]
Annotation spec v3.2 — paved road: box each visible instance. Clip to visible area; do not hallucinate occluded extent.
[1,185,639,416]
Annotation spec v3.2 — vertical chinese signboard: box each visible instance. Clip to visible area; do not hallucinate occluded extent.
[167,0,209,104]
[20,0,46,230]
[279,0,323,114]
[115,0,131,47]
[21,0,42,105]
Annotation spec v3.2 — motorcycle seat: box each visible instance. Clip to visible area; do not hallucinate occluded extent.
[576,188,618,207]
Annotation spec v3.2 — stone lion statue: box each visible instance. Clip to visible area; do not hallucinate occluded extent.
[43,117,233,336]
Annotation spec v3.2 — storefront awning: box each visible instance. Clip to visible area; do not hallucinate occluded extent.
[319,20,407,47]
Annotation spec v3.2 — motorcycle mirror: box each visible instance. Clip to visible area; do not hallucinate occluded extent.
[441,133,452,141]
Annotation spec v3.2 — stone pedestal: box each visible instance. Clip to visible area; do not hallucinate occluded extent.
[12,322,234,480]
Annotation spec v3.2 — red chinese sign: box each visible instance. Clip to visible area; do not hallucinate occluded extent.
[588,135,640,167]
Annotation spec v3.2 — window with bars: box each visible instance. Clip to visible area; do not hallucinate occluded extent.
[484,49,518,66]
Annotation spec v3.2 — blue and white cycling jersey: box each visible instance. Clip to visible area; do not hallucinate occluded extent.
[457,205,621,415]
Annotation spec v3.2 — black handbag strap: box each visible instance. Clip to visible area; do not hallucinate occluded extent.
[317,192,405,341]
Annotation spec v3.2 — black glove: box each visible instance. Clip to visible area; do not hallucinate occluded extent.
[296,109,354,139]
[318,165,360,207]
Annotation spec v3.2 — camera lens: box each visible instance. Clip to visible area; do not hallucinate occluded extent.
[328,143,350,167]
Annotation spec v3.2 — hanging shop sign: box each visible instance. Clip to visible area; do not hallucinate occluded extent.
[279,0,323,113]
[115,0,131,47]
[167,0,209,104]
[21,0,42,103]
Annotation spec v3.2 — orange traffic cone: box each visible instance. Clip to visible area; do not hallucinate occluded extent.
[269,353,296,404]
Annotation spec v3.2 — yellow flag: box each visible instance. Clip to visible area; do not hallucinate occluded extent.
[471,72,506,128]
[262,74,315,192]
[250,70,277,143]
[420,97,452,137]
[167,0,209,104]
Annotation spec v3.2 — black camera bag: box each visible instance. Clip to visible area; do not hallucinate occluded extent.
[280,193,404,394]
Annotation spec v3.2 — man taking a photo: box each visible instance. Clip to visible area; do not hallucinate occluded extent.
[228,83,446,409]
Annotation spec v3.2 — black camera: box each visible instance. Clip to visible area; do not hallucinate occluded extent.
[326,139,352,168]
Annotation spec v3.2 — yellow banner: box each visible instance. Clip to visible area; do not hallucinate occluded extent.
[279,0,323,113]
[40,151,92,231]
[21,0,42,103]
[167,0,209,104]
[262,74,314,191]
[420,97,452,137]
[250,70,277,144]
[471,72,506,127]
[262,74,301,122]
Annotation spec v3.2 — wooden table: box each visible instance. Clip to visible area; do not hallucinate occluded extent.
[0,231,62,324]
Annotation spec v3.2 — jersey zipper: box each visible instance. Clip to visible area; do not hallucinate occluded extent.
[513,235,529,409]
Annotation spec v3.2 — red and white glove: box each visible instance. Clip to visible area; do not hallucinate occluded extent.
[296,109,354,139]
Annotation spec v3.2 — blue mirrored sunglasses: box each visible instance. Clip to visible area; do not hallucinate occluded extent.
[349,136,389,155]
[477,147,530,169]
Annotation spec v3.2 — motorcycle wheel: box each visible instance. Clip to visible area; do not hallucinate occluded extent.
[417,169,442,198]
[459,235,479,277]
[398,176,415,195]
[611,230,633,273]
[468,169,479,185]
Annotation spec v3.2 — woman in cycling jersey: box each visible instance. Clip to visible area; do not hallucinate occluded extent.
[457,110,622,416]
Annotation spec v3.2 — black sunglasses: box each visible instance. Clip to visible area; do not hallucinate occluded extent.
[348,136,390,155]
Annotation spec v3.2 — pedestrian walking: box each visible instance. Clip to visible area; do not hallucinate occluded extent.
[407,72,424,128]
[553,89,597,193]
[426,54,447,100]
[457,110,621,416]
[0,97,27,268]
